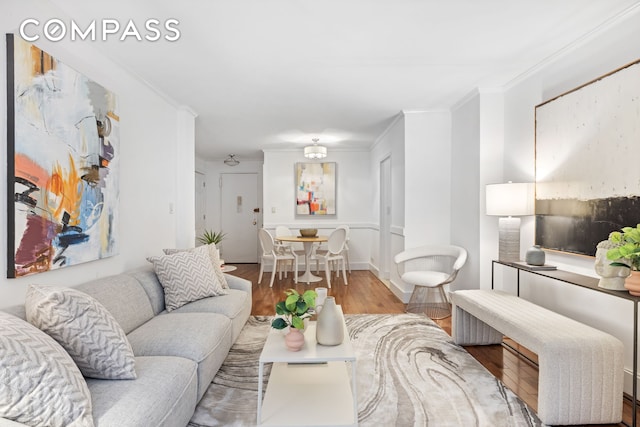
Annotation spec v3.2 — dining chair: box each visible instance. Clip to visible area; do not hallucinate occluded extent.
[336,225,351,274]
[275,225,294,253]
[258,228,298,287]
[316,227,348,288]
[393,244,467,319]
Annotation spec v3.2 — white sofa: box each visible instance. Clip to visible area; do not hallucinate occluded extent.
[0,265,252,427]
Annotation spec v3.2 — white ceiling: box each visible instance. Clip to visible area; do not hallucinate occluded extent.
[49,0,640,161]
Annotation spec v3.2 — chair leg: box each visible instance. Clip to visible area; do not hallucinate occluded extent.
[293,258,298,284]
[341,259,348,285]
[345,251,351,274]
[258,261,264,284]
[269,265,277,288]
[325,261,332,288]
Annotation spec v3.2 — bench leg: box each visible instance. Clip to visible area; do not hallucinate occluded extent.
[451,305,503,345]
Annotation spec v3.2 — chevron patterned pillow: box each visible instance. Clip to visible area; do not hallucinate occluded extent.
[26,284,137,380]
[148,245,224,311]
[164,244,229,289]
[0,311,94,426]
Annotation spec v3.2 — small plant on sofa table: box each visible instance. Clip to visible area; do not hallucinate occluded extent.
[271,289,317,330]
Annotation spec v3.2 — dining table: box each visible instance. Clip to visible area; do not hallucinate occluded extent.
[276,235,328,284]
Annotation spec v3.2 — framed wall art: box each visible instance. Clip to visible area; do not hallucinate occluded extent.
[6,34,120,278]
[295,162,336,215]
[535,59,640,256]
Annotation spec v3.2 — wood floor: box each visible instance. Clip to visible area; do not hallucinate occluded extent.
[231,263,637,427]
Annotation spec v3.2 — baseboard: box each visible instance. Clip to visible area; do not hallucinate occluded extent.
[367,262,410,303]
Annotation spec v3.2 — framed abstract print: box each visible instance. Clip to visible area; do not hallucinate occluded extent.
[6,34,120,277]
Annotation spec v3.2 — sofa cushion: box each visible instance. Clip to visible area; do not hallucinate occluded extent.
[0,312,94,427]
[126,312,232,400]
[147,245,225,312]
[172,289,251,342]
[25,284,137,380]
[164,244,229,289]
[86,356,198,427]
[75,273,155,334]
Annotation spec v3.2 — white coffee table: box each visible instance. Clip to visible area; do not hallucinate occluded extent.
[257,315,357,426]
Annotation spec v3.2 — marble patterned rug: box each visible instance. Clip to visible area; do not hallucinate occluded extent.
[189,314,544,427]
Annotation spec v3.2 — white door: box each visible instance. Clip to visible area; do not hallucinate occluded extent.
[220,173,259,263]
[195,172,206,246]
[380,156,392,278]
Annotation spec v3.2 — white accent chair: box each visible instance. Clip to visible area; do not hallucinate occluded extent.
[258,228,298,288]
[316,228,348,288]
[394,245,467,319]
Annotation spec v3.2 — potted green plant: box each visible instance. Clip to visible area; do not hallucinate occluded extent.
[271,289,317,351]
[606,224,640,295]
[197,229,227,246]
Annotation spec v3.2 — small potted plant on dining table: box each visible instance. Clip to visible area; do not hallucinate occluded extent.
[606,224,640,295]
[271,289,317,351]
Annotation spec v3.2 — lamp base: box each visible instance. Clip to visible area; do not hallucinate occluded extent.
[498,217,521,262]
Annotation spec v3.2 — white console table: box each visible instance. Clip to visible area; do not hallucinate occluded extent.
[492,260,640,427]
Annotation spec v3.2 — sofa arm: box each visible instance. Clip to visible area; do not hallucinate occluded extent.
[224,273,252,297]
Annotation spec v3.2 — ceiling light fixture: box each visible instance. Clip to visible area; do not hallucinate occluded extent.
[303,138,327,159]
[223,154,240,166]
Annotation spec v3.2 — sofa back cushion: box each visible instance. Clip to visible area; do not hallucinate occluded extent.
[75,273,154,334]
[127,265,167,315]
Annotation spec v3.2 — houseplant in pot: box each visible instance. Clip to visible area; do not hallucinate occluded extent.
[197,229,227,246]
[606,224,640,295]
[271,289,317,351]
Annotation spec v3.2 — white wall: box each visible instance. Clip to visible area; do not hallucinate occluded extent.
[0,2,193,307]
[403,111,452,249]
[450,93,480,291]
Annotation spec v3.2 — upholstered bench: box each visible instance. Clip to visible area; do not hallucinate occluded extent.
[451,289,624,426]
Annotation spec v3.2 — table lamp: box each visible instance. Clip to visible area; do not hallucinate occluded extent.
[486,182,534,262]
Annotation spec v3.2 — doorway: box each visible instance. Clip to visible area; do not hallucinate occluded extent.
[380,156,392,279]
[195,172,206,247]
[220,173,259,263]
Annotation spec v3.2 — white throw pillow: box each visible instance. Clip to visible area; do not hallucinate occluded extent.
[148,244,224,311]
[26,284,137,380]
[164,244,229,289]
[0,311,94,427]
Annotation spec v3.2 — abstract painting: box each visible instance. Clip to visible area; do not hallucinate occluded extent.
[295,162,336,215]
[535,59,640,256]
[6,34,119,278]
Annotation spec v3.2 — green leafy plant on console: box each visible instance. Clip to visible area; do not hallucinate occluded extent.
[271,289,317,330]
[606,224,640,270]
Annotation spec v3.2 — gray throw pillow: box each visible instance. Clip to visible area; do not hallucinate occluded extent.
[148,244,224,311]
[164,243,229,289]
[25,284,137,380]
[0,311,94,427]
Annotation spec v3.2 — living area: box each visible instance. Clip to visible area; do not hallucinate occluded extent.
[2,1,640,426]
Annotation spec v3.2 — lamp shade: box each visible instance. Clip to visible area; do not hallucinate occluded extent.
[486,182,535,216]
[304,144,327,159]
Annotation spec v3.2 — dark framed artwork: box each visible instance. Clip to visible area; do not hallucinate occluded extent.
[535,59,640,256]
[6,34,120,278]
[295,162,336,215]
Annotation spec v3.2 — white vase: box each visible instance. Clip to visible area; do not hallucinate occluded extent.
[316,296,344,346]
